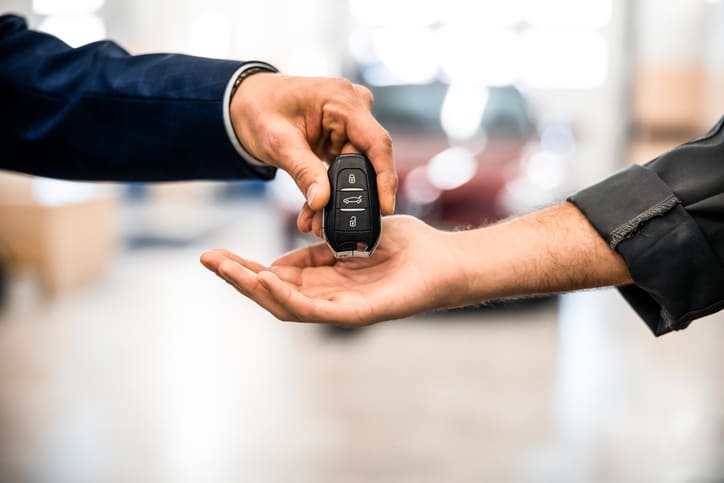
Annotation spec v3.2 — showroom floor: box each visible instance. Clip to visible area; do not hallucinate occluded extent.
[0,199,723,483]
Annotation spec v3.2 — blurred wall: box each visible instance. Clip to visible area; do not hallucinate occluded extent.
[523,0,631,189]
[1,0,28,15]
[630,0,723,165]
[642,0,724,129]
[102,0,345,75]
[702,3,724,124]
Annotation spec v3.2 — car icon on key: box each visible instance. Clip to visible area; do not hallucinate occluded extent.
[342,195,363,205]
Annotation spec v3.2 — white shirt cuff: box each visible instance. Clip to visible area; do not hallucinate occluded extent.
[222,62,278,168]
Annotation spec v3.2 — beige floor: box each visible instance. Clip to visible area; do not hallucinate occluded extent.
[0,200,723,483]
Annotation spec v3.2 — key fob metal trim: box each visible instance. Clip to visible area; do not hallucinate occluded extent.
[322,153,382,258]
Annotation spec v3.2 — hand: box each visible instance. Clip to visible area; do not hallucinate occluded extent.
[200,204,632,326]
[230,73,397,229]
[200,216,465,326]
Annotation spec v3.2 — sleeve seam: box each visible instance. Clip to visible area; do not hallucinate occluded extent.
[609,193,680,248]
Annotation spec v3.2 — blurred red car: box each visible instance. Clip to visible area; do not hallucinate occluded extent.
[369,82,541,230]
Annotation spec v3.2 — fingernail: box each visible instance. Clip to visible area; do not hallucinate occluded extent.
[306,183,319,206]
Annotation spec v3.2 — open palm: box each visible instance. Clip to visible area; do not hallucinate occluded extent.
[200,216,463,326]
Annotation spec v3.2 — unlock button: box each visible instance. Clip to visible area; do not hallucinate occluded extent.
[336,210,369,231]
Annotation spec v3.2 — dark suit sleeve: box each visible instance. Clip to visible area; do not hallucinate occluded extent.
[568,116,724,336]
[0,14,275,182]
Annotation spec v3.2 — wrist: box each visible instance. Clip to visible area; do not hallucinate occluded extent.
[446,216,555,305]
[447,203,633,307]
[427,229,487,309]
[229,72,275,160]
[224,62,278,166]
[446,228,499,306]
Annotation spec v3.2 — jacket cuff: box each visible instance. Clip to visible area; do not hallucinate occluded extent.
[568,164,724,336]
[222,61,279,179]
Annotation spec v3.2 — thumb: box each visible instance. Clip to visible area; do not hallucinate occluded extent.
[285,149,330,211]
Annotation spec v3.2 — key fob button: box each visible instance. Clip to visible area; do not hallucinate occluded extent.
[323,153,380,257]
[338,169,366,190]
[337,191,368,208]
[336,210,369,231]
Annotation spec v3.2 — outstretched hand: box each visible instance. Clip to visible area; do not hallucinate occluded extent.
[200,216,465,326]
[201,204,633,326]
[230,73,397,230]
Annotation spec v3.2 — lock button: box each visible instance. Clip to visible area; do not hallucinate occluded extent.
[338,169,366,190]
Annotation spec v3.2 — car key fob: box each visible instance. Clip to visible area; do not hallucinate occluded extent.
[323,153,382,258]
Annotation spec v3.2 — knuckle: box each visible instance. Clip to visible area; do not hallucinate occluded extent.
[388,171,399,191]
[218,260,233,277]
[362,85,374,103]
[322,100,350,122]
[354,84,374,106]
[381,128,393,148]
[321,78,357,114]
[374,129,394,155]
[333,77,354,92]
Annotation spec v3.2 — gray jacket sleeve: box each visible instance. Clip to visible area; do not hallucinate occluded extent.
[567,116,724,336]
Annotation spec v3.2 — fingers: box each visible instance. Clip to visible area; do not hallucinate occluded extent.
[272,242,335,268]
[216,259,257,291]
[216,260,295,321]
[297,203,315,233]
[311,211,323,238]
[229,73,393,214]
[296,142,357,234]
[200,250,224,271]
[200,249,306,319]
[352,84,374,111]
[338,110,397,215]
[200,249,268,274]
[344,87,396,214]
[268,265,303,286]
[318,80,396,215]
[284,147,331,211]
[296,204,323,237]
[204,254,340,323]
[340,142,359,155]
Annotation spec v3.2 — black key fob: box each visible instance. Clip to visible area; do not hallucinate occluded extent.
[323,153,382,258]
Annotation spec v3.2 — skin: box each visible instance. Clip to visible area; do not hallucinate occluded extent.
[230,73,397,230]
[200,202,633,327]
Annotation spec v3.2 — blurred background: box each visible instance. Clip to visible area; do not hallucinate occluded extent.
[1,0,723,482]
